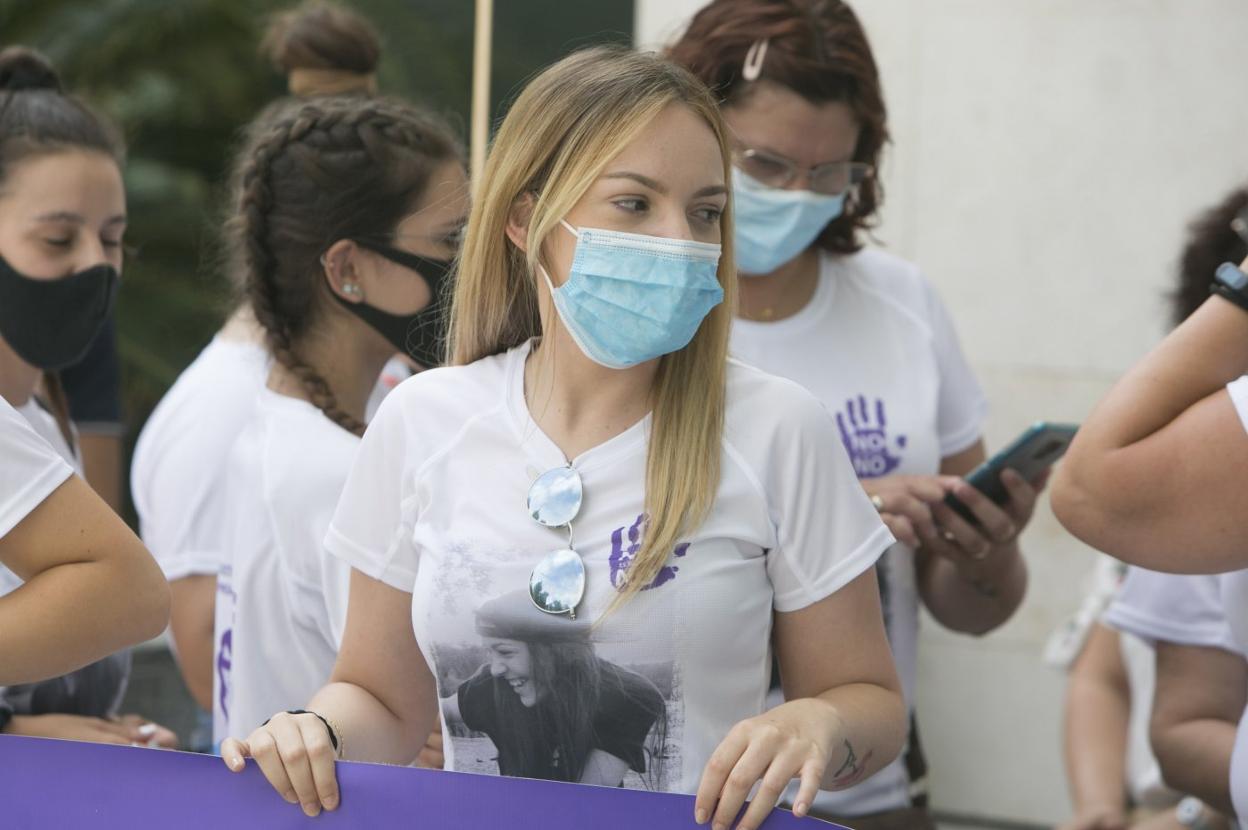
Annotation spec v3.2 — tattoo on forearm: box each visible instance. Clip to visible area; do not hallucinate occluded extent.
[828,739,874,789]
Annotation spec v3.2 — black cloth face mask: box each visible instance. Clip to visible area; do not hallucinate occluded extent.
[0,254,119,370]
[334,239,453,369]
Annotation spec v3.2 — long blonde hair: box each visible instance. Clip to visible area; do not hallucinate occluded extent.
[448,45,736,609]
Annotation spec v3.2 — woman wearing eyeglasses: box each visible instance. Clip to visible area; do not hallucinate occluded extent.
[223,45,905,830]
[667,3,1046,827]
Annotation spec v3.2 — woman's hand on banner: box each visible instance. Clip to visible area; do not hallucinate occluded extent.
[693,698,838,830]
[221,711,340,817]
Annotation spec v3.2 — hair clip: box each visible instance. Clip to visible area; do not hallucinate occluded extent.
[742,39,769,82]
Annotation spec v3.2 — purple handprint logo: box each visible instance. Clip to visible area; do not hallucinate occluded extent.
[836,396,906,478]
[608,514,690,591]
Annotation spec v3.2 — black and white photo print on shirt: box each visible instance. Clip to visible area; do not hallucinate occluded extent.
[435,587,677,790]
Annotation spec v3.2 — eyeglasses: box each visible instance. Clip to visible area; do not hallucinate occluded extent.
[527,466,586,619]
[731,144,872,197]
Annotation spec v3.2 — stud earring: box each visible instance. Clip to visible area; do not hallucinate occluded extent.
[343,283,363,298]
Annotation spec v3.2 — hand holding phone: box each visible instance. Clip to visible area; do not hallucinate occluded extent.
[945,422,1078,525]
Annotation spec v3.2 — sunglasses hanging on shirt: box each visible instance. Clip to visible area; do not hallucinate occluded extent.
[527,465,586,619]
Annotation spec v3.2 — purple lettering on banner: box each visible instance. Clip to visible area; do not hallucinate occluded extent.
[835,395,906,479]
[0,735,845,829]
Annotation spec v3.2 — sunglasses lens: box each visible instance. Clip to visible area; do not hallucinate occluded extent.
[527,466,583,527]
[529,548,586,617]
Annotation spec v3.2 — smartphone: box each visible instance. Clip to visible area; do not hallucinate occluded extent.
[944,422,1079,524]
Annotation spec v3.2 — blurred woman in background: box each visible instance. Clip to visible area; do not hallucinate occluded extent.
[131,0,424,727]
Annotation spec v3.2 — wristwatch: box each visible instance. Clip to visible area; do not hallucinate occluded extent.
[0,700,12,733]
[1211,262,1248,313]
[1176,796,1213,829]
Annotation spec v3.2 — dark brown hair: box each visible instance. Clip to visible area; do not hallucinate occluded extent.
[666,0,888,254]
[261,1,380,98]
[0,47,124,451]
[226,96,460,435]
[1171,185,1248,329]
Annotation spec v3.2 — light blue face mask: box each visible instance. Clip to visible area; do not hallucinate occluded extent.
[732,168,846,276]
[540,221,723,370]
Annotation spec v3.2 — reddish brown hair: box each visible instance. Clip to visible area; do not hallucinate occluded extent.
[666,0,888,254]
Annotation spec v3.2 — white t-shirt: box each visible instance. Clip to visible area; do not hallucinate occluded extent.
[1221,570,1248,827]
[1223,375,1248,826]
[1104,565,1247,825]
[365,355,416,422]
[325,339,894,793]
[1048,556,1177,809]
[15,399,79,473]
[134,336,409,584]
[730,248,987,814]
[0,399,82,597]
[131,335,269,582]
[0,396,74,544]
[212,389,358,743]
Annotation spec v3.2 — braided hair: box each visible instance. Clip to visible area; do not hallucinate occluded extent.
[225,96,460,435]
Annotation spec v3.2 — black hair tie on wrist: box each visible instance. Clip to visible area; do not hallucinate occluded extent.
[261,709,339,752]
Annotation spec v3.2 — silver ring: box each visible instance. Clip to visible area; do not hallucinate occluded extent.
[941,529,957,543]
[870,494,886,513]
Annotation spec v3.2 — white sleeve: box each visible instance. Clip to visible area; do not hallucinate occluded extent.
[760,386,896,612]
[1103,566,1237,651]
[1226,376,1248,434]
[132,419,229,582]
[922,278,989,457]
[143,471,230,581]
[324,393,421,593]
[0,398,74,542]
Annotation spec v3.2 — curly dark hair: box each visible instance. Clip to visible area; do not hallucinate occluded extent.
[666,0,888,255]
[1171,186,1248,329]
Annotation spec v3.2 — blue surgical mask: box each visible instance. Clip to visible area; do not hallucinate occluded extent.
[732,168,846,275]
[540,221,723,370]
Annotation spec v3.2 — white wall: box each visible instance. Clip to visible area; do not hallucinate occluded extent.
[637,1,1248,824]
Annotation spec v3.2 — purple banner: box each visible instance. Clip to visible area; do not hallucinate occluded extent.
[0,735,847,829]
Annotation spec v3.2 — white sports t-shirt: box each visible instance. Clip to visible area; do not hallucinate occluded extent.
[325,339,894,793]
[132,335,269,582]
[0,399,82,598]
[1104,565,1247,826]
[1047,556,1177,809]
[0,396,73,544]
[1223,375,1248,826]
[212,389,358,743]
[14,399,79,473]
[365,355,416,422]
[730,248,987,814]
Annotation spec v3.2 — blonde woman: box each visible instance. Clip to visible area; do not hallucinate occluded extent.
[222,46,905,830]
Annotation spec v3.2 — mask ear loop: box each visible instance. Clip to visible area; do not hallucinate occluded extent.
[742,39,769,82]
